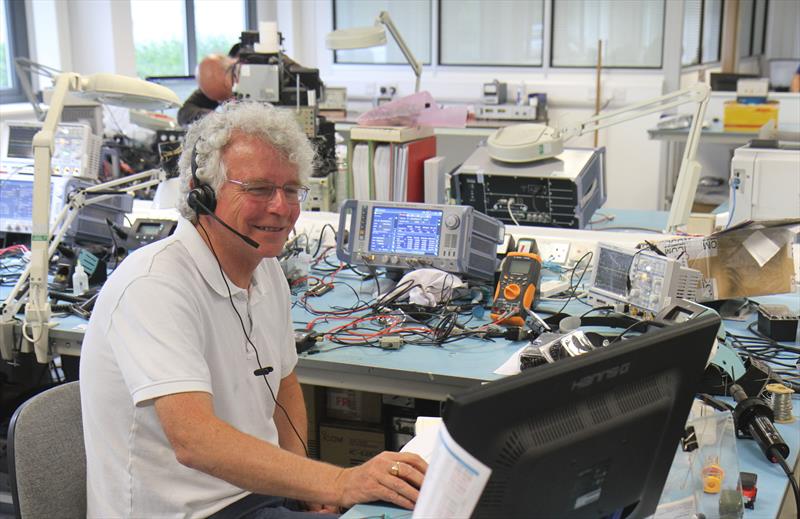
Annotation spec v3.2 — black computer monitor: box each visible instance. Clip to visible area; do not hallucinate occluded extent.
[442,313,720,519]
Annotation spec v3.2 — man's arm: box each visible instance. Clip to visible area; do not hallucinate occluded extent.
[274,372,307,457]
[154,391,428,509]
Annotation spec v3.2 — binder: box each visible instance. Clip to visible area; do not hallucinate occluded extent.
[399,136,436,202]
[346,129,436,202]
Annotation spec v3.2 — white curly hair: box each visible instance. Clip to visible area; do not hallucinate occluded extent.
[176,101,315,221]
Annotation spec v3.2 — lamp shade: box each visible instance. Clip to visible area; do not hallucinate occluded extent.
[76,73,181,110]
[325,25,387,50]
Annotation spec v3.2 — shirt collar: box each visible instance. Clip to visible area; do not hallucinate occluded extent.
[174,217,250,298]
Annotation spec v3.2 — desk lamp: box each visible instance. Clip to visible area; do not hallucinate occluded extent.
[326,11,422,93]
[486,83,711,233]
[0,72,180,364]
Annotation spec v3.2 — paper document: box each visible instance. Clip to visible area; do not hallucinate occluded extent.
[400,417,442,462]
[412,423,492,519]
[493,344,528,375]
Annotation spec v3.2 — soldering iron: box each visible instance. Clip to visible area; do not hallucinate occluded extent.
[729,384,790,464]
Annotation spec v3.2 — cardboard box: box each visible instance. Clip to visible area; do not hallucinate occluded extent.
[325,388,382,424]
[319,423,385,467]
[658,219,798,300]
[723,101,779,132]
[301,384,325,459]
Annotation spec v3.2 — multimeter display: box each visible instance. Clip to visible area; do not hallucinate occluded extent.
[509,259,532,274]
[491,252,543,327]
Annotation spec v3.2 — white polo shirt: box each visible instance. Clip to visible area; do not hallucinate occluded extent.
[80,217,298,518]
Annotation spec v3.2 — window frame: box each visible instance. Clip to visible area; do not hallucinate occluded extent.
[436,0,545,67]
[1,0,31,104]
[548,0,667,70]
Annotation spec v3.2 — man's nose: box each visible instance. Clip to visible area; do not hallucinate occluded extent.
[266,186,291,213]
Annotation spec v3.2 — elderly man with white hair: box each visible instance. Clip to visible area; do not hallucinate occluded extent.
[80,102,427,518]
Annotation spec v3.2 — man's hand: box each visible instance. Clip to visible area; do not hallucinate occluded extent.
[333,451,428,510]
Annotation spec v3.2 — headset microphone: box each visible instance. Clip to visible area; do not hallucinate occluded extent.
[188,192,260,249]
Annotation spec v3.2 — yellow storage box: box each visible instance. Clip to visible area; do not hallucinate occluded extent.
[723,100,779,132]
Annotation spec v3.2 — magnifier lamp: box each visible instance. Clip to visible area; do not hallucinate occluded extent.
[0,72,180,363]
[486,83,711,233]
[326,11,422,93]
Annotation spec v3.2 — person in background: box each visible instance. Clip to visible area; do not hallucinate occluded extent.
[177,52,237,125]
[80,101,427,518]
[790,64,800,93]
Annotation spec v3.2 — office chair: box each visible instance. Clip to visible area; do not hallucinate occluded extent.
[7,381,86,519]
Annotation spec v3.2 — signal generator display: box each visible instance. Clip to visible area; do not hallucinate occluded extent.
[368,207,443,256]
[336,200,504,281]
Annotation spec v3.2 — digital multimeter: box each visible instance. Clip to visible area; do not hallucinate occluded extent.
[491,252,543,326]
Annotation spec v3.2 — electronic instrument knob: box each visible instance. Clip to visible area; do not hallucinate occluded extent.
[444,214,461,229]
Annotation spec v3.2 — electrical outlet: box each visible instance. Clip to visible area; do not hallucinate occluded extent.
[568,243,593,266]
[377,84,398,98]
[539,241,570,264]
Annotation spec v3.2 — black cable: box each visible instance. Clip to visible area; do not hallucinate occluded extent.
[775,452,800,517]
[608,319,651,345]
[312,223,336,258]
[557,251,593,314]
[198,221,309,458]
[580,306,614,319]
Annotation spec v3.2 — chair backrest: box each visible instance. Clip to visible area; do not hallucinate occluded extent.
[8,381,86,519]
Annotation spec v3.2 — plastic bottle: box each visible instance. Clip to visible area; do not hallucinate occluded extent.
[72,263,89,295]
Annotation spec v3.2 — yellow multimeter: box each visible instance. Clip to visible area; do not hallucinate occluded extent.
[491,252,543,327]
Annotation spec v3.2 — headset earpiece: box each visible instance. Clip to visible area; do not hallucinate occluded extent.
[188,145,217,214]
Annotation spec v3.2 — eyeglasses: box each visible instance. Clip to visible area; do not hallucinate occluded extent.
[226,179,310,204]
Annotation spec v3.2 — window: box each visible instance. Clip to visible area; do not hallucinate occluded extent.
[131,0,252,79]
[751,0,767,56]
[551,0,665,68]
[440,0,544,66]
[333,0,432,65]
[131,0,189,78]
[682,0,723,67]
[682,0,702,66]
[0,0,30,104]
[195,0,247,63]
[701,0,722,63]
[738,0,754,58]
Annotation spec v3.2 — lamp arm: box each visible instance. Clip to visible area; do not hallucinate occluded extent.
[378,11,422,92]
[666,90,710,232]
[560,83,711,140]
[24,73,79,362]
[556,83,710,233]
[0,167,166,362]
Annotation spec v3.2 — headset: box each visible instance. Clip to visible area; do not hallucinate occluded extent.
[188,139,308,456]
[187,145,259,249]
[188,147,219,214]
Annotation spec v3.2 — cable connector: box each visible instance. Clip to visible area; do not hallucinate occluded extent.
[379,336,404,350]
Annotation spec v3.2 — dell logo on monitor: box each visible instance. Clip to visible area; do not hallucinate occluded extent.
[572,362,631,391]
